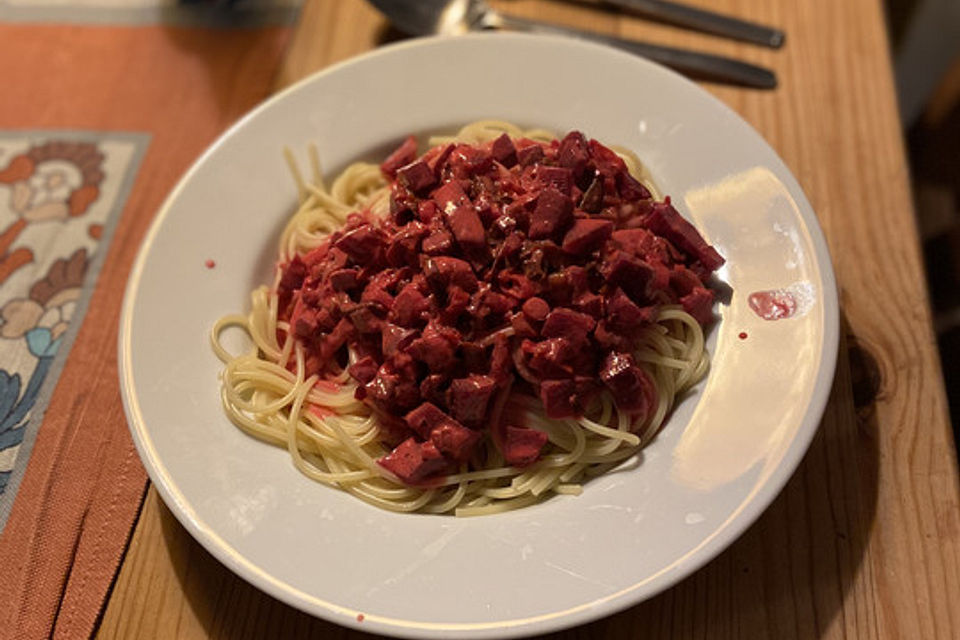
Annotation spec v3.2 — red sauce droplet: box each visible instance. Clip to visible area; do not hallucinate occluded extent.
[356,613,365,622]
[205,259,216,269]
[738,332,748,340]
[748,290,796,320]
[308,404,336,419]
[313,379,340,393]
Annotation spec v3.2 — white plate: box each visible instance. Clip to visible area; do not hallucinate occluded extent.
[119,33,838,639]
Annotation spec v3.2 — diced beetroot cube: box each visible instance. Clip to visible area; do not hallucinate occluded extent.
[378,437,447,484]
[381,323,417,356]
[599,352,657,419]
[459,341,487,372]
[347,356,379,385]
[446,203,487,252]
[394,380,422,413]
[537,165,574,195]
[320,318,356,360]
[441,286,471,324]
[347,304,383,333]
[334,225,383,264]
[423,256,478,292]
[669,265,702,296]
[278,254,307,295]
[420,374,449,407]
[587,137,626,171]
[564,264,589,293]
[452,144,492,176]
[540,379,577,418]
[489,334,511,383]
[397,160,437,193]
[610,228,670,265]
[649,261,668,298]
[573,375,599,399]
[404,402,454,438]
[592,320,628,351]
[447,374,497,425]
[557,131,590,179]
[681,287,715,325]
[390,191,415,223]
[522,296,550,322]
[292,307,319,339]
[391,350,418,379]
[616,170,651,201]
[601,251,655,302]
[380,135,418,178]
[432,180,470,211]
[365,366,398,411]
[525,337,574,378]
[573,292,604,318]
[417,199,439,223]
[303,243,337,271]
[529,187,574,240]
[366,365,419,414]
[479,290,516,316]
[422,229,453,255]
[503,425,548,466]
[539,379,577,418]
[516,143,544,166]
[425,143,455,174]
[562,218,613,255]
[541,307,596,341]
[490,133,518,167]
[606,287,657,333]
[406,325,458,372]
[385,221,425,267]
[360,282,394,312]
[511,313,539,339]
[430,421,482,462]
[391,284,430,327]
[329,268,359,292]
[645,202,724,271]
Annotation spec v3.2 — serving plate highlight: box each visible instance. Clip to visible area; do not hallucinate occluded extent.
[119,33,838,639]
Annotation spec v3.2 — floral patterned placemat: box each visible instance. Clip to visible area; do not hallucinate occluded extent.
[0,132,148,527]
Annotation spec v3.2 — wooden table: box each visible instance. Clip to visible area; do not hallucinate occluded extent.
[97,0,960,637]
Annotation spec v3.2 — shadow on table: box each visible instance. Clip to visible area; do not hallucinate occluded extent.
[556,309,882,639]
[158,497,381,639]
[158,308,880,639]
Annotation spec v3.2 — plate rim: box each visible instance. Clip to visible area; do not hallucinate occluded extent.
[118,32,839,639]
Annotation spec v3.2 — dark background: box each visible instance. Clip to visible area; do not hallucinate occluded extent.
[885,0,960,444]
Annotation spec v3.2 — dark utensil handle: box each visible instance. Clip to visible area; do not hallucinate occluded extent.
[601,0,785,48]
[488,12,777,89]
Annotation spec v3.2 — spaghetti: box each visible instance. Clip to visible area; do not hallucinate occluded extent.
[212,121,722,516]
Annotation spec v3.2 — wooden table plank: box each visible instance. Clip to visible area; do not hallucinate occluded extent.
[97,0,960,637]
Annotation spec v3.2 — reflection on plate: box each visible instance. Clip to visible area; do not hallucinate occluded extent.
[119,33,838,639]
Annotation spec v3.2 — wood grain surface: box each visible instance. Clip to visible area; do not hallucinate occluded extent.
[97,0,960,638]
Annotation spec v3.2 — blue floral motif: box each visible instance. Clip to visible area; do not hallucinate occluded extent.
[26,327,62,359]
[0,333,59,492]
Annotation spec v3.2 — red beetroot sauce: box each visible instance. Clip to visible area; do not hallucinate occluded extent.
[748,289,797,320]
[274,131,724,485]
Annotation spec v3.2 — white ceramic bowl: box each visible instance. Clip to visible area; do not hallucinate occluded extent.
[119,33,838,639]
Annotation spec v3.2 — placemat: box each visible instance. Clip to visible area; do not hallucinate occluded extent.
[0,3,295,637]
